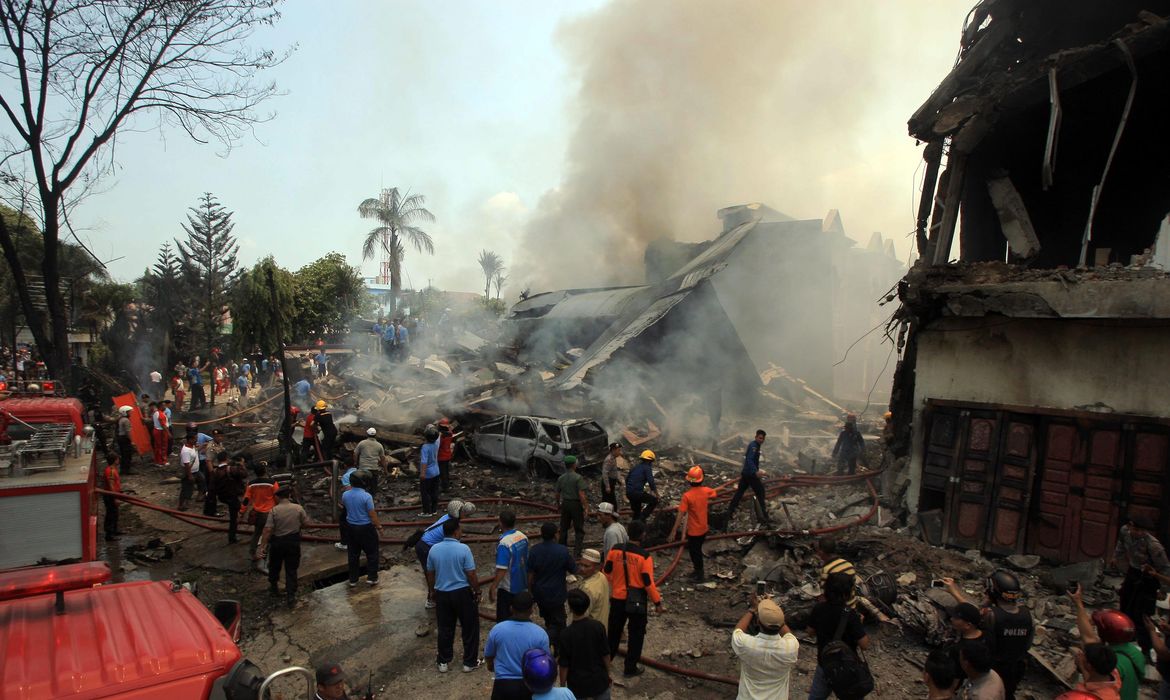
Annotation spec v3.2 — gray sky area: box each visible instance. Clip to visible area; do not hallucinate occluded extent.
[69,0,975,296]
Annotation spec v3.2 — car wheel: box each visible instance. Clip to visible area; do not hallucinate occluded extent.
[527,457,554,479]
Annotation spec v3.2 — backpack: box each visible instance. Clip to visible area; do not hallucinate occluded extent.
[818,607,874,699]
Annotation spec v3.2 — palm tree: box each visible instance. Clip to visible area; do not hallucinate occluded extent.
[477,250,503,300]
[493,271,507,300]
[358,188,435,317]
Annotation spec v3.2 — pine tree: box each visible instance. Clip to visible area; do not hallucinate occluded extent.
[175,193,240,396]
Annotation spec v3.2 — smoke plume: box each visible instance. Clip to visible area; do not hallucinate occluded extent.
[510,0,969,293]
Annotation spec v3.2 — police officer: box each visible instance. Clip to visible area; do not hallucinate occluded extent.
[261,484,308,608]
[943,570,1033,700]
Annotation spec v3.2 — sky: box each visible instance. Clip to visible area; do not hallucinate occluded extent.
[60,0,975,296]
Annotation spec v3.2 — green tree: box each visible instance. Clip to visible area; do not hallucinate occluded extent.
[0,0,285,386]
[291,252,369,341]
[232,257,294,352]
[139,242,189,370]
[176,193,240,368]
[358,188,435,317]
[477,249,503,300]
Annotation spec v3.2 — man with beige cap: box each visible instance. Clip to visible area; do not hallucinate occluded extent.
[732,593,799,699]
[575,548,610,631]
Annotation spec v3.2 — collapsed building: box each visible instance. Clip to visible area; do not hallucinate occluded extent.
[891,0,1170,564]
[506,203,903,436]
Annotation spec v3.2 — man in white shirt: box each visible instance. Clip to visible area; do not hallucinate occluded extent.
[731,596,799,700]
[179,433,201,511]
[149,370,163,399]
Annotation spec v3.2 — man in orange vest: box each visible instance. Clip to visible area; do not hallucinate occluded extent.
[241,462,278,571]
[100,452,123,541]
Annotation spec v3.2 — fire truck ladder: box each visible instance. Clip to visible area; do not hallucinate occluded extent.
[15,423,75,474]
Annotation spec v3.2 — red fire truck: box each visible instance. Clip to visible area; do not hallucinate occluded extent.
[0,410,313,699]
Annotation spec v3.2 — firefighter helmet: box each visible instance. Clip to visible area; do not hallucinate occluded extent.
[639,449,656,461]
[686,466,704,483]
[1091,609,1136,644]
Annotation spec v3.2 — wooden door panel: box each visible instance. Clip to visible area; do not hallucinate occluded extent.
[947,413,999,549]
[986,418,1037,555]
[1028,422,1079,561]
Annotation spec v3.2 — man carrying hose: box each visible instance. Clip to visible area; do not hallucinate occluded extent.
[669,466,717,583]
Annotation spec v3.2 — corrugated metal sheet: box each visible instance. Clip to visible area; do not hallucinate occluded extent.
[0,491,83,569]
[0,581,240,698]
[543,287,642,319]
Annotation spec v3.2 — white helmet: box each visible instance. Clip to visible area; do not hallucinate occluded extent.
[118,405,133,414]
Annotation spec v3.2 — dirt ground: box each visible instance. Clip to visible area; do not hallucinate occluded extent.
[100,441,1112,700]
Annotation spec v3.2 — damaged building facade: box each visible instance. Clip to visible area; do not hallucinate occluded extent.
[506,203,903,435]
[894,0,1170,564]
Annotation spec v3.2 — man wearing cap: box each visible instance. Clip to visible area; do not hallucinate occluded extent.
[115,405,135,474]
[419,499,478,610]
[574,549,610,632]
[669,466,718,582]
[437,418,455,492]
[732,593,798,699]
[355,428,387,470]
[555,455,588,557]
[484,590,550,699]
[625,450,660,521]
[597,503,627,560]
[262,484,309,607]
[315,661,350,700]
[600,442,624,510]
[489,509,530,621]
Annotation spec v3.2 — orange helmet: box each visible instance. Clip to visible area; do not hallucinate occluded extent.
[686,466,704,483]
[1057,693,1107,700]
[1091,609,1136,644]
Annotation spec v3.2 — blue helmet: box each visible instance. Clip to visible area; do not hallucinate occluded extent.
[521,648,557,694]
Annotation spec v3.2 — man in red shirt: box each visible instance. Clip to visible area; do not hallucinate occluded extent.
[100,452,123,541]
[437,418,455,492]
[669,466,718,582]
[300,406,319,462]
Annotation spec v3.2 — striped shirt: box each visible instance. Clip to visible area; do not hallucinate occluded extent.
[820,557,859,607]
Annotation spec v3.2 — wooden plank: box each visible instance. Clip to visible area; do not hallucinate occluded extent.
[690,448,741,469]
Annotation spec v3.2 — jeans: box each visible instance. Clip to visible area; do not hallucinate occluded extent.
[1120,567,1159,653]
[490,679,530,700]
[495,588,514,622]
[560,500,585,556]
[421,476,440,513]
[249,511,268,558]
[102,494,119,537]
[725,473,770,524]
[687,533,706,579]
[268,534,301,599]
[807,666,830,700]
[217,493,240,542]
[835,456,858,476]
[439,460,451,492]
[627,491,658,520]
[436,586,480,666]
[537,597,567,651]
[347,523,380,583]
[607,599,648,674]
[179,477,195,508]
[117,435,134,474]
[993,658,1026,700]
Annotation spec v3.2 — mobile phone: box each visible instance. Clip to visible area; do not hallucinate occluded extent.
[756,580,767,596]
[930,579,946,589]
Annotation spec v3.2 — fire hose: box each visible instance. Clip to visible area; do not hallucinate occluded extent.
[100,470,884,688]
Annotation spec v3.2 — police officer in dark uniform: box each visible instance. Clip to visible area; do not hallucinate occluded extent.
[944,569,1033,699]
[261,484,308,608]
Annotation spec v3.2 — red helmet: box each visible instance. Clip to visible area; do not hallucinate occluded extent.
[1056,692,1107,700]
[686,466,704,483]
[1091,609,1136,644]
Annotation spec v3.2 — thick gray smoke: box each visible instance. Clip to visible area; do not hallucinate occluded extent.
[510,0,971,293]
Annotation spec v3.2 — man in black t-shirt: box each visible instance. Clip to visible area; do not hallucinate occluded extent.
[806,572,870,700]
[558,589,611,699]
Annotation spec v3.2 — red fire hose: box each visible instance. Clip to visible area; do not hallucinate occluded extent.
[101,471,884,688]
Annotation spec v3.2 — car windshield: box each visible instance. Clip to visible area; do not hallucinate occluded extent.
[565,421,604,443]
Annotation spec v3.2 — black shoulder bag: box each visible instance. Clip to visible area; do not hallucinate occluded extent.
[623,547,648,615]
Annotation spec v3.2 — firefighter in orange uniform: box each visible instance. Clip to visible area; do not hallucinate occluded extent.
[100,452,123,541]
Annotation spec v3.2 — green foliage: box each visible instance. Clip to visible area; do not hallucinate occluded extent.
[290,252,369,341]
[357,187,435,316]
[175,193,240,355]
[231,256,295,352]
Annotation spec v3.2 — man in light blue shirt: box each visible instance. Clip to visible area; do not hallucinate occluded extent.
[426,519,482,673]
[485,591,550,698]
[488,509,530,622]
[416,500,478,610]
[419,427,441,516]
[341,479,382,586]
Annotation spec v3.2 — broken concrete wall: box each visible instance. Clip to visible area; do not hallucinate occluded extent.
[830,233,903,401]
[906,317,1170,513]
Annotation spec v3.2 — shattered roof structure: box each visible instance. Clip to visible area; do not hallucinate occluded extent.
[909,0,1170,268]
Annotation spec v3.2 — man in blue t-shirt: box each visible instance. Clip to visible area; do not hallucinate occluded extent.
[723,429,773,529]
[187,362,207,410]
[419,429,441,516]
[488,510,530,622]
[416,499,477,610]
[527,522,577,653]
[426,519,482,673]
[485,591,550,699]
[341,481,383,586]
